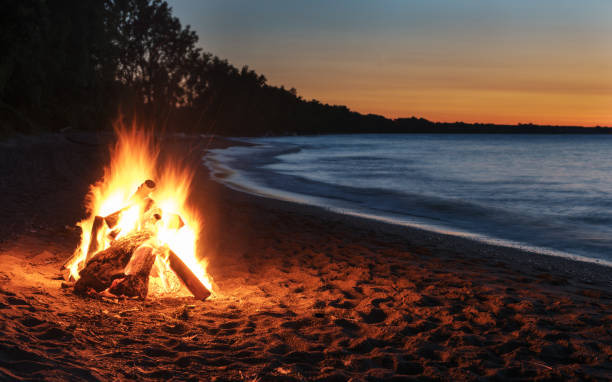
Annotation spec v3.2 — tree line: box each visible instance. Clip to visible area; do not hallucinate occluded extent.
[0,0,384,136]
[1,0,609,137]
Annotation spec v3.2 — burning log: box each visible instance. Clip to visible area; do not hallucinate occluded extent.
[142,196,154,213]
[74,230,152,295]
[130,179,156,203]
[168,250,211,300]
[85,216,104,263]
[142,206,162,229]
[107,245,156,299]
[108,228,120,240]
[104,180,156,228]
[124,245,156,276]
[104,210,121,230]
[166,214,184,230]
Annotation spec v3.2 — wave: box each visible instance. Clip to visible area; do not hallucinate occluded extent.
[204,136,612,268]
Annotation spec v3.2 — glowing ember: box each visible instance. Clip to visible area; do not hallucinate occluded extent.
[64,123,213,298]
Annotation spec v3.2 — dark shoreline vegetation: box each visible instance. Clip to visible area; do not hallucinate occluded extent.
[2,0,611,138]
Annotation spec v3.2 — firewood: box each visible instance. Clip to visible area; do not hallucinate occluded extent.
[124,245,156,276]
[108,228,120,240]
[166,214,184,229]
[142,196,154,213]
[141,206,162,229]
[85,216,104,263]
[104,180,156,228]
[73,230,152,295]
[168,249,211,300]
[107,245,156,299]
[104,210,121,229]
[129,179,156,204]
[60,215,104,275]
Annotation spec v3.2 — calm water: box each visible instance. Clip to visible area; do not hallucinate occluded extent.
[206,134,612,266]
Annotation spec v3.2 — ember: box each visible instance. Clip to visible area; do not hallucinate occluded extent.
[63,125,213,300]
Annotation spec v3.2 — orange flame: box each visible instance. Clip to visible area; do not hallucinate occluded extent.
[65,121,213,296]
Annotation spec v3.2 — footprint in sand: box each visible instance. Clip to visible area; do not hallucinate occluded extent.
[144,346,177,358]
[334,318,360,332]
[19,316,45,327]
[348,338,390,354]
[329,299,355,309]
[268,343,290,355]
[7,296,29,306]
[359,307,387,324]
[218,321,241,330]
[395,360,424,375]
[36,326,73,341]
[280,318,312,330]
[162,322,187,335]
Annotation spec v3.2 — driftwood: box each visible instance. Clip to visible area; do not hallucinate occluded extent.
[168,250,211,300]
[74,230,152,295]
[107,245,156,299]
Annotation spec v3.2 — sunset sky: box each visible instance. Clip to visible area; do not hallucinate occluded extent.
[166,0,612,126]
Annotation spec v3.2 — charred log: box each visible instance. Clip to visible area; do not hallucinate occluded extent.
[107,245,156,299]
[74,231,152,295]
[168,250,211,300]
[106,275,147,299]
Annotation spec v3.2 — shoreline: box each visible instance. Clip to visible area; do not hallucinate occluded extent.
[206,137,612,281]
[207,161,612,289]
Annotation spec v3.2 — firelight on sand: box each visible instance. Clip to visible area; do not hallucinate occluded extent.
[64,124,213,298]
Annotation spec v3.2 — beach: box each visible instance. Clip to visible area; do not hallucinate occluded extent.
[0,133,610,381]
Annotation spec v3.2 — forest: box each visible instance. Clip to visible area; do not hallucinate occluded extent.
[1,0,610,137]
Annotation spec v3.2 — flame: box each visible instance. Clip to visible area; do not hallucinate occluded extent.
[65,121,213,296]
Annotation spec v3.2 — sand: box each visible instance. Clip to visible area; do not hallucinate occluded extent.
[0,132,610,381]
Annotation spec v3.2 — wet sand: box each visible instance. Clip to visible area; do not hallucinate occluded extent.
[0,133,610,381]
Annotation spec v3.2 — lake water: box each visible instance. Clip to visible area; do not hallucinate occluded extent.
[205,134,612,266]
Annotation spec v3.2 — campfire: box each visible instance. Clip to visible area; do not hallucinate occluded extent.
[62,126,213,300]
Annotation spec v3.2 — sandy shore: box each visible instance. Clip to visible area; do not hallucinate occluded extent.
[0,132,610,381]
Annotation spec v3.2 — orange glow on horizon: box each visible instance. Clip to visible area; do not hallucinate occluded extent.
[294,85,612,127]
[246,43,612,128]
[342,90,612,127]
